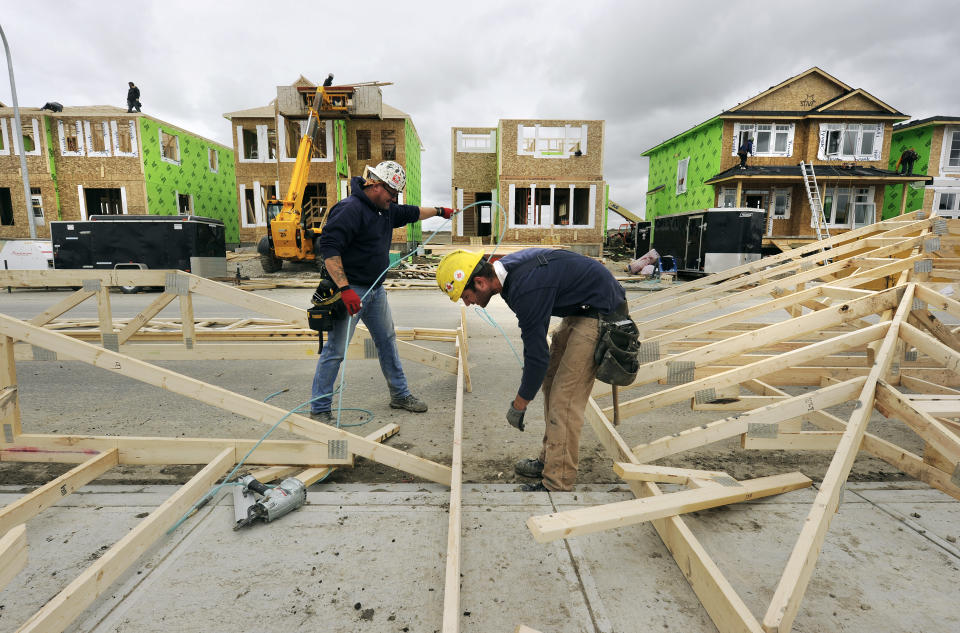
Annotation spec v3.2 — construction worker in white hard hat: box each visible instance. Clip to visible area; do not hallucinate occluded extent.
[437,248,638,492]
[310,161,457,421]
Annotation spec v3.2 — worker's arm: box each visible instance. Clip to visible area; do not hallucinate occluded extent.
[512,394,531,411]
[416,206,455,221]
[323,256,349,287]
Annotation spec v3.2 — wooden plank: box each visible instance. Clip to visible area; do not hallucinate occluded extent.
[441,340,466,633]
[613,463,728,484]
[909,309,960,352]
[899,321,960,375]
[186,274,309,328]
[116,292,177,345]
[874,381,960,464]
[17,448,235,633]
[0,386,16,420]
[0,315,451,485]
[741,432,843,451]
[459,306,472,393]
[28,289,96,327]
[3,434,346,466]
[0,449,118,536]
[1,336,21,441]
[527,472,811,543]
[612,324,886,420]
[0,524,27,592]
[179,293,196,347]
[631,378,865,462]
[763,283,914,633]
[294,424,400,486]
[246,465,300,483]
[95,285,114,346]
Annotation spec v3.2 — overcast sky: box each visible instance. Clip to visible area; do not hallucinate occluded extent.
[4,1,958,222]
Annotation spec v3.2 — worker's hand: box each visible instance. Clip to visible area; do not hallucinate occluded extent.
[436,207,455,220]
[339,287,362,316]
[506,403,525,432]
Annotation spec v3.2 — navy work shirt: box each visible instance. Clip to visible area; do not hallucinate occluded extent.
[499,248,626,401]
[317,176,420,287]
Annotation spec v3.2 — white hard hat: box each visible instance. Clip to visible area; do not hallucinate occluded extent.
[366,160,406,193]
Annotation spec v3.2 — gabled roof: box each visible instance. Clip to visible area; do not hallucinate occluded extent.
[894,116,960,132]
[222,103,276,120]
[727,67,851,112]
[814,88,898,114]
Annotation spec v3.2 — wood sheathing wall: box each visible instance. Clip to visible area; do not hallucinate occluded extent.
[0,110,145,240]
[345,117,410,245]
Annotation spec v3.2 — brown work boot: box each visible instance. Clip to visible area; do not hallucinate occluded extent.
[390,394,428,413]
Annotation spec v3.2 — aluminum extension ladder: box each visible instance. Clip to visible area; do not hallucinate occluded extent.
[800,161,830,242]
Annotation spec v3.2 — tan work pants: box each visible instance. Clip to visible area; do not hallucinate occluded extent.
[539,316,599,491]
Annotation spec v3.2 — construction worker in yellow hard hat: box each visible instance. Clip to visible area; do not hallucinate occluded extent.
[435,247,639,493]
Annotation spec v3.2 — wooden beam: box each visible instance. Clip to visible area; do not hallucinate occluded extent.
[0,449,118,536]
[527,472,811,543]
[0,524,27,592]
[0,315,452,485]
[294,424,400,486]
[17,448,235,633]
[741,431,843,451]
[613,463,728,484]
[763,283,914,633]
[28,289,96,327]
[441,340,466,633]
[1,336,21,441]
[874,381,960,464]
[901,375,960,395]
[116,292,177,345]
[631,378,865,462]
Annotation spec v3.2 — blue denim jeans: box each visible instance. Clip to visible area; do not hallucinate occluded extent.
[310,284,410,413]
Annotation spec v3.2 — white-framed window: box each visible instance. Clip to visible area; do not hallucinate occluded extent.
[278,116,331,162]
[159,129,180,164]
[84,121,111,157]
[940,126,960,174]
[719,188,738,207]
[456,130,496,153]
[772,188,791,219]
[237,123,277,162]
[9,118,41,156]
[239,182,266,227]
[77,185,127,220]
[933,189,960,218]
[0,118,8,155]
[732,123,794,157]
[819,185,875,228]
[30,187,45,226]
[507,183,595,228]
[58,120,85,156]
[817,123,883,161]
[676,157,689,194]
[208,148,219,172]
[516,124,588,158]
[111,120,138,156]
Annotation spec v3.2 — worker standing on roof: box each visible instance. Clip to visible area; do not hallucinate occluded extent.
[323,73,334,87]
[310,161,456,422]
[738,135,753,169]
[436,249,640,492]
[126,82,141,113]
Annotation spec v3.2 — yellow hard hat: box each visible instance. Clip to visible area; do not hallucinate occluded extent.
[436,249,485,302]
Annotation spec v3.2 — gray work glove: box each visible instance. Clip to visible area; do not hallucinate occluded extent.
[506,403,525,432]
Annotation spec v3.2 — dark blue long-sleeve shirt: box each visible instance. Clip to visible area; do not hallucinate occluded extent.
[499,248,626,401]
[318,176,420,287]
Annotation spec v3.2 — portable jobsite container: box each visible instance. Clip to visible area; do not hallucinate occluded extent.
[0,240,54,270]
[51,215,227,278]
[652,208,764,275]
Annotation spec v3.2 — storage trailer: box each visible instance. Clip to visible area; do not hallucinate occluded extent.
[652,208,764,275]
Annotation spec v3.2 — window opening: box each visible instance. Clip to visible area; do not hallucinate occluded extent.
[381,130,396,160]
[553,188,571,225]
[573,188,590,225]
[241,126,258,160]
[30,187,44,224]
[356,129,371,160]
[84,188,123,215]
[209,148,218,172]
[160,130,180,163]
[177,193,193,213]
[0,188,13,225]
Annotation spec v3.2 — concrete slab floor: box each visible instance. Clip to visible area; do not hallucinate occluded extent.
[0,483,957,633]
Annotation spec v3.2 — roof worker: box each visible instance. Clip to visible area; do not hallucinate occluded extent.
[323,73,335,87]
[436,248,640,491]
[310,160,456,422]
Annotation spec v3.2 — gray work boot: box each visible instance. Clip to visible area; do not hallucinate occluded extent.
[520,480,550,492]
[515,458,544,478]
[309,411,332,423]
[390,394,428,413]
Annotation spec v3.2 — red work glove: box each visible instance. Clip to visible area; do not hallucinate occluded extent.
[435,207,455,220]
[339,287,362,316]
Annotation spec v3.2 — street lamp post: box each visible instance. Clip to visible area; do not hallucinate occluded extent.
[0,23,37,239]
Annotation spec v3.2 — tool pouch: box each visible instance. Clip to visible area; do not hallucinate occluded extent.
[307,281,347,354]
[594,315,640,386]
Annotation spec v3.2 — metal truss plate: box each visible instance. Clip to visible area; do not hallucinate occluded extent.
[912,298,927,311]
[102,333,119,352]
[913,259,933,274]
[184,337,194,350]
[712,474,742,488]
[904,349,918,362]
[933,218,947,235]
[364,338,377,359]
[82,279,101,292]
[31,345,56,361]
[800,260,815,272]
[923,237,941,253]
[666,361,695,385]
[328,439,348,460]
[638,341,660,364]
[694,388,717,404]
[916,211,926,220]
[747,423,778,439]
[3,423,13,444]
[166,272,190,295]
[952,463,960,488]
